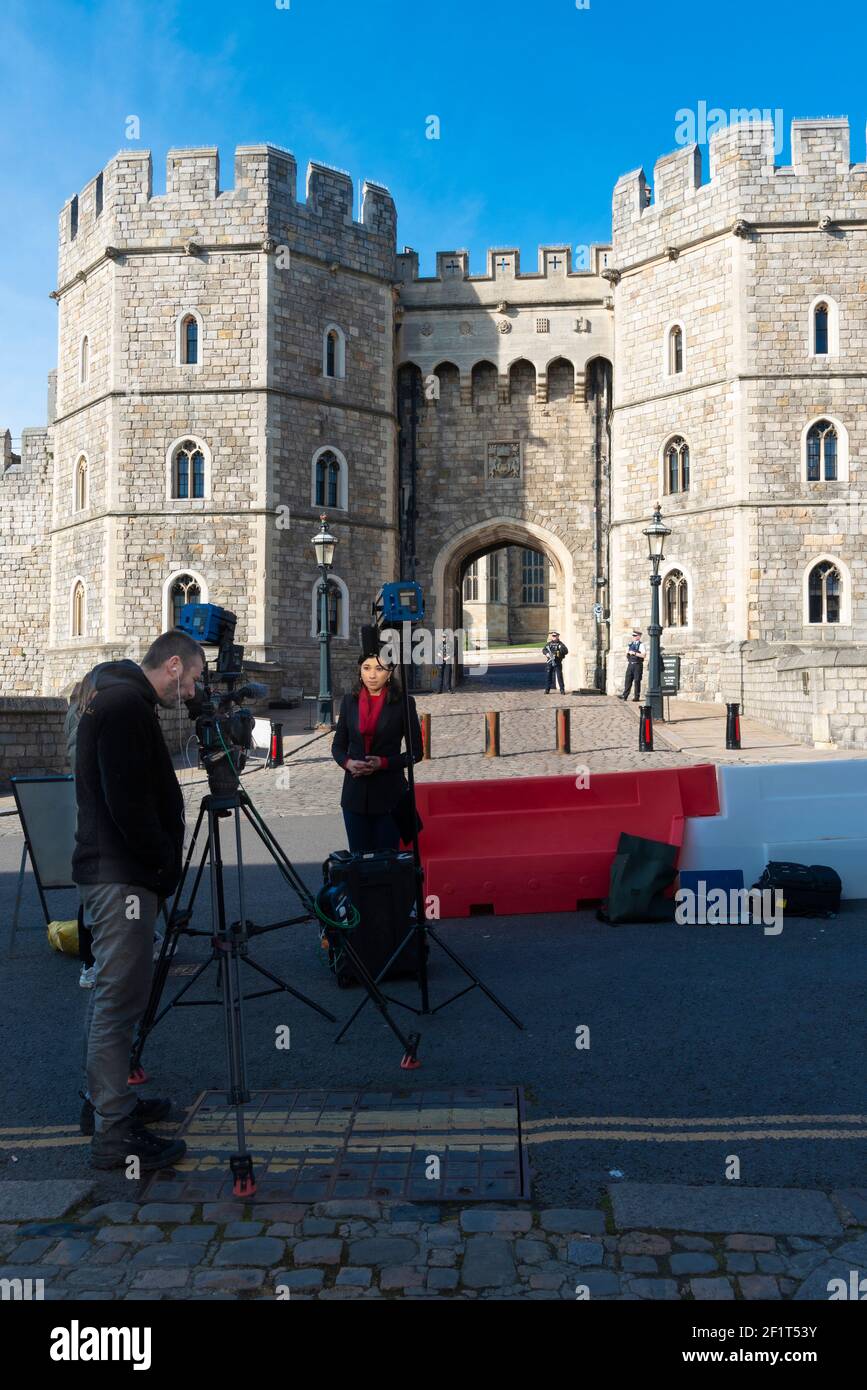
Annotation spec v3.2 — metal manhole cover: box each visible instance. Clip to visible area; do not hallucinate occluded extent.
[142,1087,528,1203]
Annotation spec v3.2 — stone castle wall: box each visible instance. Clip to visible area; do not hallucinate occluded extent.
[0,429,53,694]
[610,118,867,709]
[45,145,397,700]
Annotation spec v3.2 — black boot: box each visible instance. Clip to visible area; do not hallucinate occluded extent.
[90,1121,186,1171]
[81,1090,173,1136]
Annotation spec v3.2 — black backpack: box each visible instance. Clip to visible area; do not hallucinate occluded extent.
[752,862,841,918]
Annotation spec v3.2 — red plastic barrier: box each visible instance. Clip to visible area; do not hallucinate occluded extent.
[407,765,719,919]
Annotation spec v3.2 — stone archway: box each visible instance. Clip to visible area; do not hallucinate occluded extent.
[431,516,581,689]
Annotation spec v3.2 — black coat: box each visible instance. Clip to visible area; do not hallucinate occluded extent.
[331,691,423,815]
[72,660,185,897]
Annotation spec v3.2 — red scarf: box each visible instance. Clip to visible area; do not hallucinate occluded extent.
[358,688,387,755]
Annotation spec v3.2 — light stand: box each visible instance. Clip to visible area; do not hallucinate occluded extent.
[335,588,524,1046]
[643,503,671,723]
[313,515,336,730]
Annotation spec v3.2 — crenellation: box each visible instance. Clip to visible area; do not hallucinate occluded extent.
[165,146,220,199]
[791,118,851,176]
[614,118,867,272]
[652,144,701,213]
[306,161,354,221]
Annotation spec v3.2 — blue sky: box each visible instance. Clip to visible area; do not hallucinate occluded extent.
[1,0,866,436]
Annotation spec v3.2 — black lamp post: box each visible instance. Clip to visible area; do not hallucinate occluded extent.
[642,502,671,722]
[312,514,337,729]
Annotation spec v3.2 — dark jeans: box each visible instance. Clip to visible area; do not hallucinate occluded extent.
[623,661,644,700]
[545,662,565,694]
[343,809,401,854]
[438,663,453,693]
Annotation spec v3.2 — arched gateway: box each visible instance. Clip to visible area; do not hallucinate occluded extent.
[431,517,584,690]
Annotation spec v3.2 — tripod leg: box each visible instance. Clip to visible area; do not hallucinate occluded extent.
[216,805,254,1196]
[333,936,420,1066]
[129,806,208,1079]
[425,925,524,1029]
[241,957,336,1023]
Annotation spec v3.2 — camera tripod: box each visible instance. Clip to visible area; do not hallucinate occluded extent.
[129,783,421,1196]
[335,633,524,1045]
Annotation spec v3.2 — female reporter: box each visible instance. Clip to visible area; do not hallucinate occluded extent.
[331,653,424,853]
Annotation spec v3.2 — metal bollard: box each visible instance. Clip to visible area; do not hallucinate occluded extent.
[269,721,284,767]
[420,711,432,760]
[555,707,571,755]
[484,710,500,757]
[726,702,741,750]
[638,704,654,752]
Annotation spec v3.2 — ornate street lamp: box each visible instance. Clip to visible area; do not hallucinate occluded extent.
[642,502,671,722]
[312,514,337,729]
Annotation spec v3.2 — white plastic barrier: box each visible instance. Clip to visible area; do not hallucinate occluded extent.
[679,760,867,900]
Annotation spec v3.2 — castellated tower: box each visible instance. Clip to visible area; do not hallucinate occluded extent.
[609,117,867,708]
[46,144,396,695]
[396,244,614,691]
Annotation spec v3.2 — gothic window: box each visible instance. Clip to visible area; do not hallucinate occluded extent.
[806,420,837,481]
[327,583,342,635]
[181,315,198,365]
[80,336,89,385]
[323,325,346,379]
[521,550,546,604]
[315,450,341,509]
[71,580,85,637]
[172,439,206,499]
[808,561,841,624]
[463,561,479,603]
[310,576,348,638]
[664,436,690,494]
[663,570,688,627]
[95,173,104,219]
[74,456,88,511]
[70,195,79,241]
[487,553,502,603]
[669,324,684,374]
[809,295,839,356]
[170,574,201,628]
[813,302,829,356]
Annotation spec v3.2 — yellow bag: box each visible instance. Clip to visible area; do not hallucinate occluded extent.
[47,919,80,955]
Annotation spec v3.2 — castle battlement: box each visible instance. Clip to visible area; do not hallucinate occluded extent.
[397,242,611,287]
[396,244,614,314]
[612,117,867,268]
[57,144,397,287]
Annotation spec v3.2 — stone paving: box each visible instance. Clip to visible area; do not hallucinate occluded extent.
[3,687,861,835]
[1,1189,866,1301]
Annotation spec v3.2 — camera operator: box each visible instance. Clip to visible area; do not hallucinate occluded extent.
[331,653,423,853]
[73,630,205,1170]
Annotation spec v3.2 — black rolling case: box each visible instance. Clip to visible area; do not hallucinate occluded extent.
[322,849,425,988]
[752,861,842,918]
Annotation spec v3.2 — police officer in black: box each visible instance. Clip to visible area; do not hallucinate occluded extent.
[619,628,647,701]
[542,631,568,694]
[437,633,454,694]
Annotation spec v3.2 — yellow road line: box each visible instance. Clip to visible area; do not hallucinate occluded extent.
[5,1115,867,1153]
[524,1129,867,1143]
[523,1115,867,1129]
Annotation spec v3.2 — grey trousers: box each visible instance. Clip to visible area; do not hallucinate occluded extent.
[80,883,159,1134]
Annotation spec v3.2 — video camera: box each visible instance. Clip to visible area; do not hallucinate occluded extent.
[360,581,425,659]
[177,603,267,795]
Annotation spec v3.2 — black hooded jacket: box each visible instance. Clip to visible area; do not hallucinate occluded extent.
[71,660,185,897]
